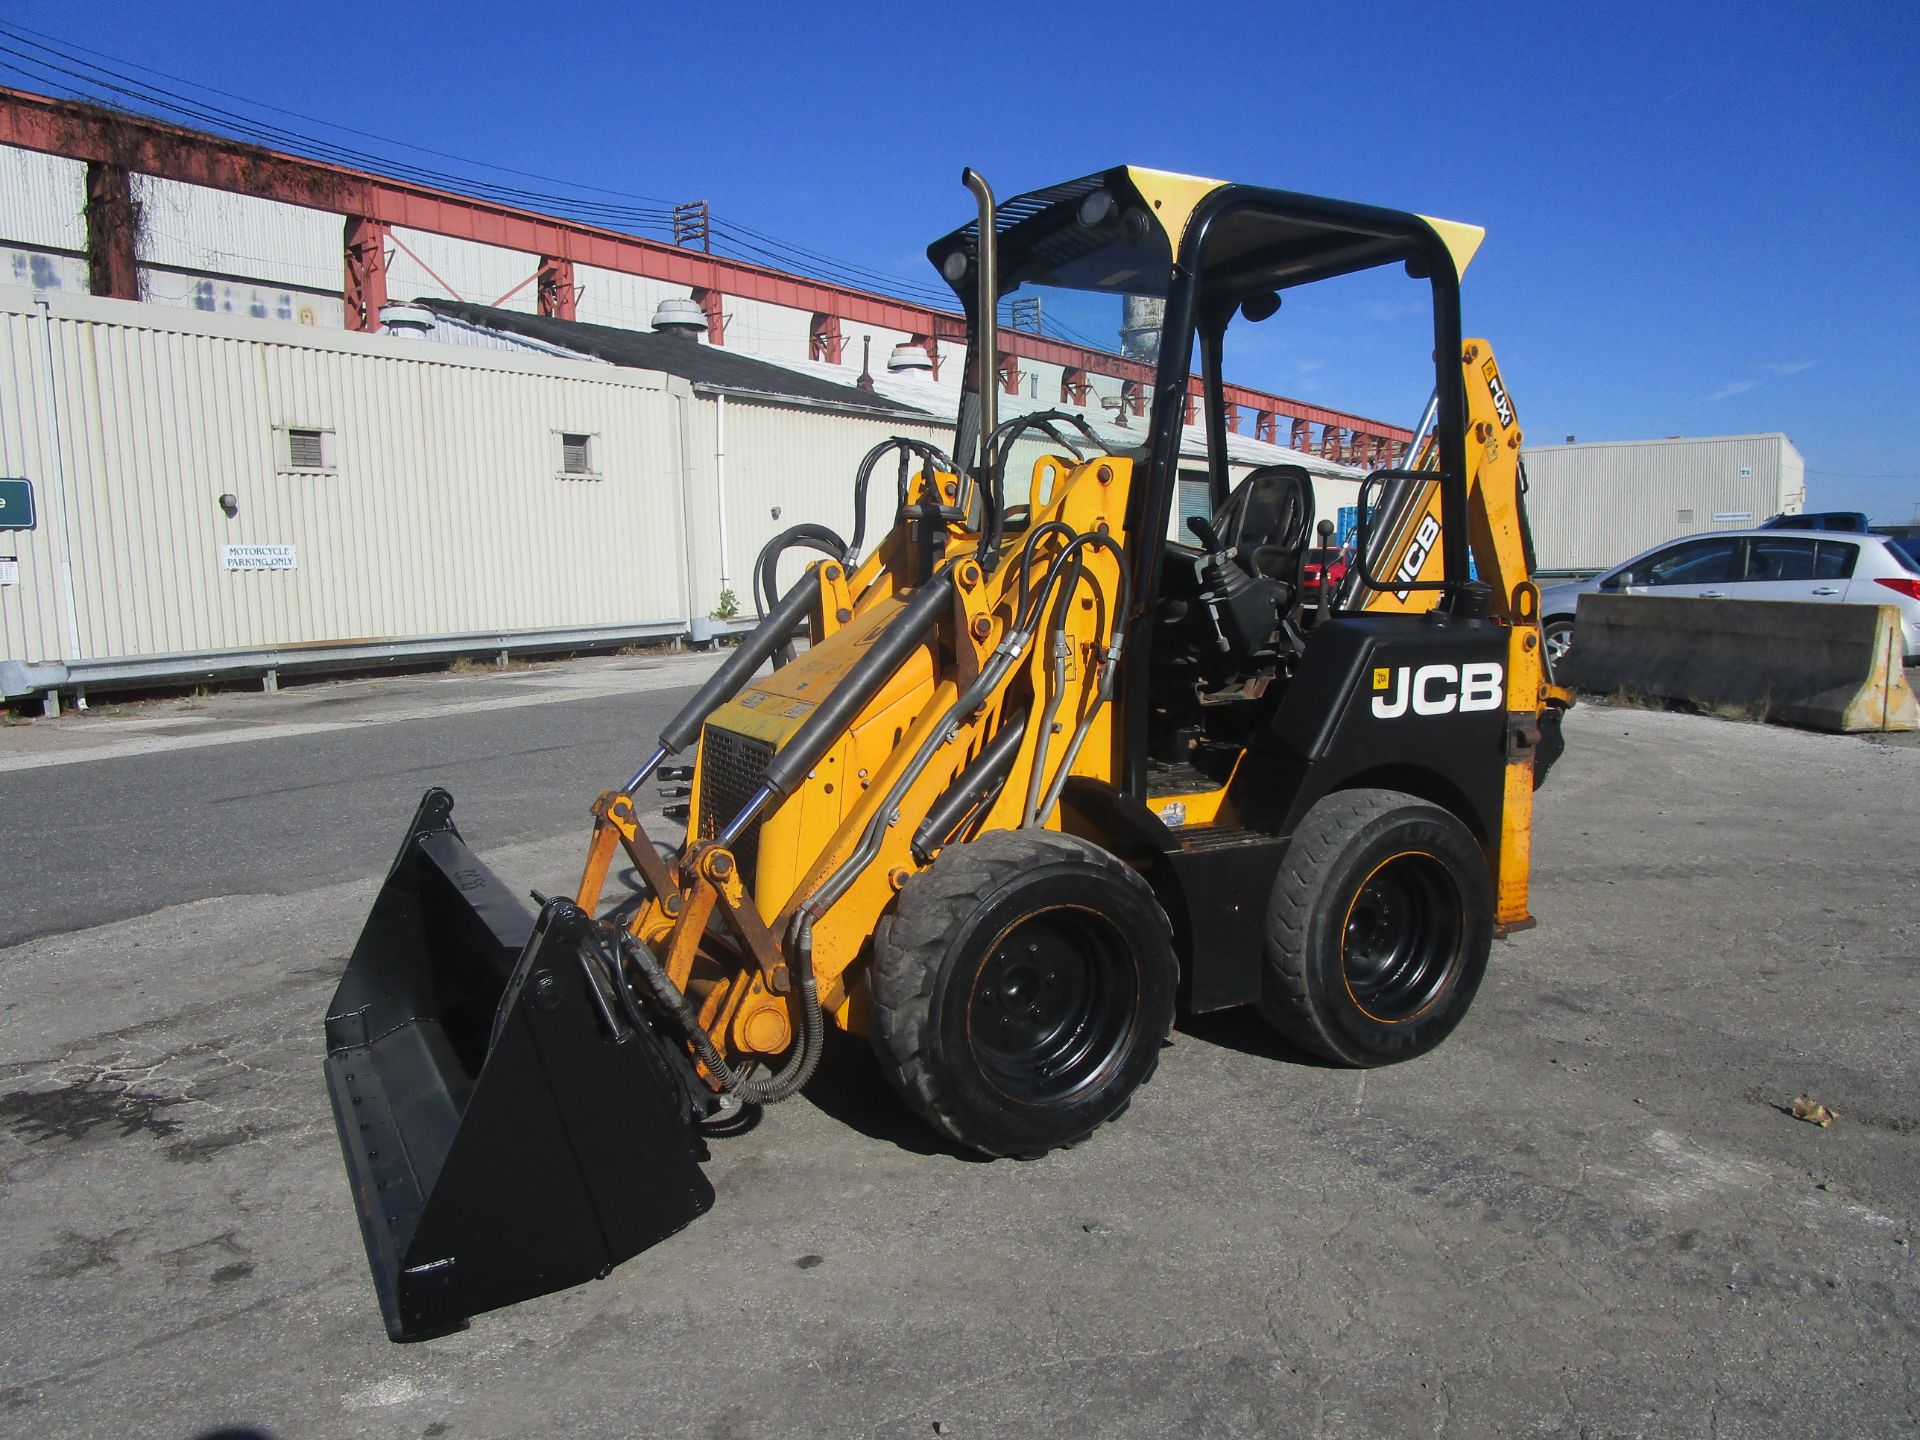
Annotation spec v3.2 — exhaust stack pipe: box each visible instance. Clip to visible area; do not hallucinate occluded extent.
[961,168,998,477]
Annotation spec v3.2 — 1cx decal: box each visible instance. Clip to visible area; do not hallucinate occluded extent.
[1393,513,1441,600]
[1371,662,1504,718]
[1482,358,1515,430]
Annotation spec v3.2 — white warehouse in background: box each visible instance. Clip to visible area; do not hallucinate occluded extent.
[0,287,1362,707]
[1519,433,1806,575]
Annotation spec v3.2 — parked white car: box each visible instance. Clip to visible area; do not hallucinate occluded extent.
[1538,529,1920,674]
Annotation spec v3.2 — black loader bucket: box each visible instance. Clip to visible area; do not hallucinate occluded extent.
[323,789,714,1341]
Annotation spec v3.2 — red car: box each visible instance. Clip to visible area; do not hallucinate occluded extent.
[1301,545,1353,603]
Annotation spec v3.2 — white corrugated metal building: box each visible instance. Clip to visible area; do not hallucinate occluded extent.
[1520,434,1806,574]
[0,284,958,700]
[0,285,1361,704]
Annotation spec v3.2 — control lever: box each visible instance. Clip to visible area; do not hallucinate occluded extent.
[1186,517,1278,660]
[1186,515,1258,601]
[1186,514,1226,554]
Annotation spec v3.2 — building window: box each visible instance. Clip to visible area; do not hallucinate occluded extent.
[1176,470,1213,541]
[277,425,336,473]
[559,431,599,478]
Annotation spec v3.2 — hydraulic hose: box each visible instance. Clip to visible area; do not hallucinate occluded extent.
[791,525,1094,937]
[607,931,738,1087]
[1021,548,1086,826]
[753,523,847,669]
[753,523,846,620]
[734,932,824,1105]
[847,437,954,562]
[612,927,821,1107]
[1030,531,1132,827]
[976,412,1104,571]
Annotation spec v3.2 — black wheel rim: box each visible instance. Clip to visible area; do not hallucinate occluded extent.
[968,906,1136,1104]
[1340,852,1464,1023]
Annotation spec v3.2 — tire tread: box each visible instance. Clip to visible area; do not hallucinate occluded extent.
[1258,788,1461,1065]
[870,829,1171,1158]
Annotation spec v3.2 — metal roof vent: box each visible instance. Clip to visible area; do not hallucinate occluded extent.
[651,297,708,338]
[886,343,932,373]
[379,302,435,338]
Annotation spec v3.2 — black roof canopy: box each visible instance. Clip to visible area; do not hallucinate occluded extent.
[417,299,932,420]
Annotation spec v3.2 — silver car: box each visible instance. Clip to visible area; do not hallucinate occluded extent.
[1538,528,1920,674]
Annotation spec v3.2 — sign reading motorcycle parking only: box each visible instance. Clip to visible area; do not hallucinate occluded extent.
[222,544,297,572]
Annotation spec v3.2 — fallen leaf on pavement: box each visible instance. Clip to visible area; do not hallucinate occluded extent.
[1792,1096,1837,1128]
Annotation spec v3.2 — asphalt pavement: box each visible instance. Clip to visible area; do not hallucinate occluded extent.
[1,671,1916,1438]
[0,656,715,946]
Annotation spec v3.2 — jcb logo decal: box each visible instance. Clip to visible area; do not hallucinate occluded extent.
[1371,662,1504,718]
[1393,513,1441,601]
[1482,358,1515,430]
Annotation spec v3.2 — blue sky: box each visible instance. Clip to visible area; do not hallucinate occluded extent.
[18,2,1920,520]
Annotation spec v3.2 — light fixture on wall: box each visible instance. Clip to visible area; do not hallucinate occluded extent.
[219,493,240,518]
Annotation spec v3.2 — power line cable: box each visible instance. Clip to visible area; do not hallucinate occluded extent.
[0,33,685,229]
[0,23,964,308]
[0,17,684,211]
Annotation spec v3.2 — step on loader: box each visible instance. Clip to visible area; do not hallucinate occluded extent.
[324,165,1572,1339]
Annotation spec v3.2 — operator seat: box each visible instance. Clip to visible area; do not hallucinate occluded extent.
[1215,464,1316,606]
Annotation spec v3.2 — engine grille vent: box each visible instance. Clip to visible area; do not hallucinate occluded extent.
[697,726,776,879]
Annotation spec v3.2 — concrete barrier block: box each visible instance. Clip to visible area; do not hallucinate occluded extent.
[1562,594,1919,733]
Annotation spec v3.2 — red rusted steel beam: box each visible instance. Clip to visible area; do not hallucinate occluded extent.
[84,161,139,299]
[0,85,1409,441]
[809,312,844,365]
[342,215,389,331]
[537,256,577,320]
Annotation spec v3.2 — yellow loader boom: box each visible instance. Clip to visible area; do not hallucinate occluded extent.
[324,165,1567,1340]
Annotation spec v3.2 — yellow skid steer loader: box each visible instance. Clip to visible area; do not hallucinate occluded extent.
[324,166,1570,1340]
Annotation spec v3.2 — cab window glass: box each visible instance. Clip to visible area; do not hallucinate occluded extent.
[1814,541,1858,580]
[1741,538,1816,583]
[1644,537,1737,586]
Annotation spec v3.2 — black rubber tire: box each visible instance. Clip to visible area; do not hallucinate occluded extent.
[1258,788,1492,1068]
[869,829,1177,1158]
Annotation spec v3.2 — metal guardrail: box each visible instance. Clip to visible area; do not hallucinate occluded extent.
[2,615,761,708]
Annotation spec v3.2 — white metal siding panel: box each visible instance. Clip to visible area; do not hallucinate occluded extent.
[0,303,67,666]
[705,398,949,602]
[1778,443,1806,515]
[388,227,539,311]
[139,266,344,327]
[134,176,341,292]
[1,244,87,293]
[573,267,681,331]
[0,146,86,250]
[722,294,812,363]
[0,286,703,672]
[0,283,1374,683]
[1520,434,1803,572]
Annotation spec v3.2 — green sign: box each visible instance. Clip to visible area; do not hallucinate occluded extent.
[0,479,34,531]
